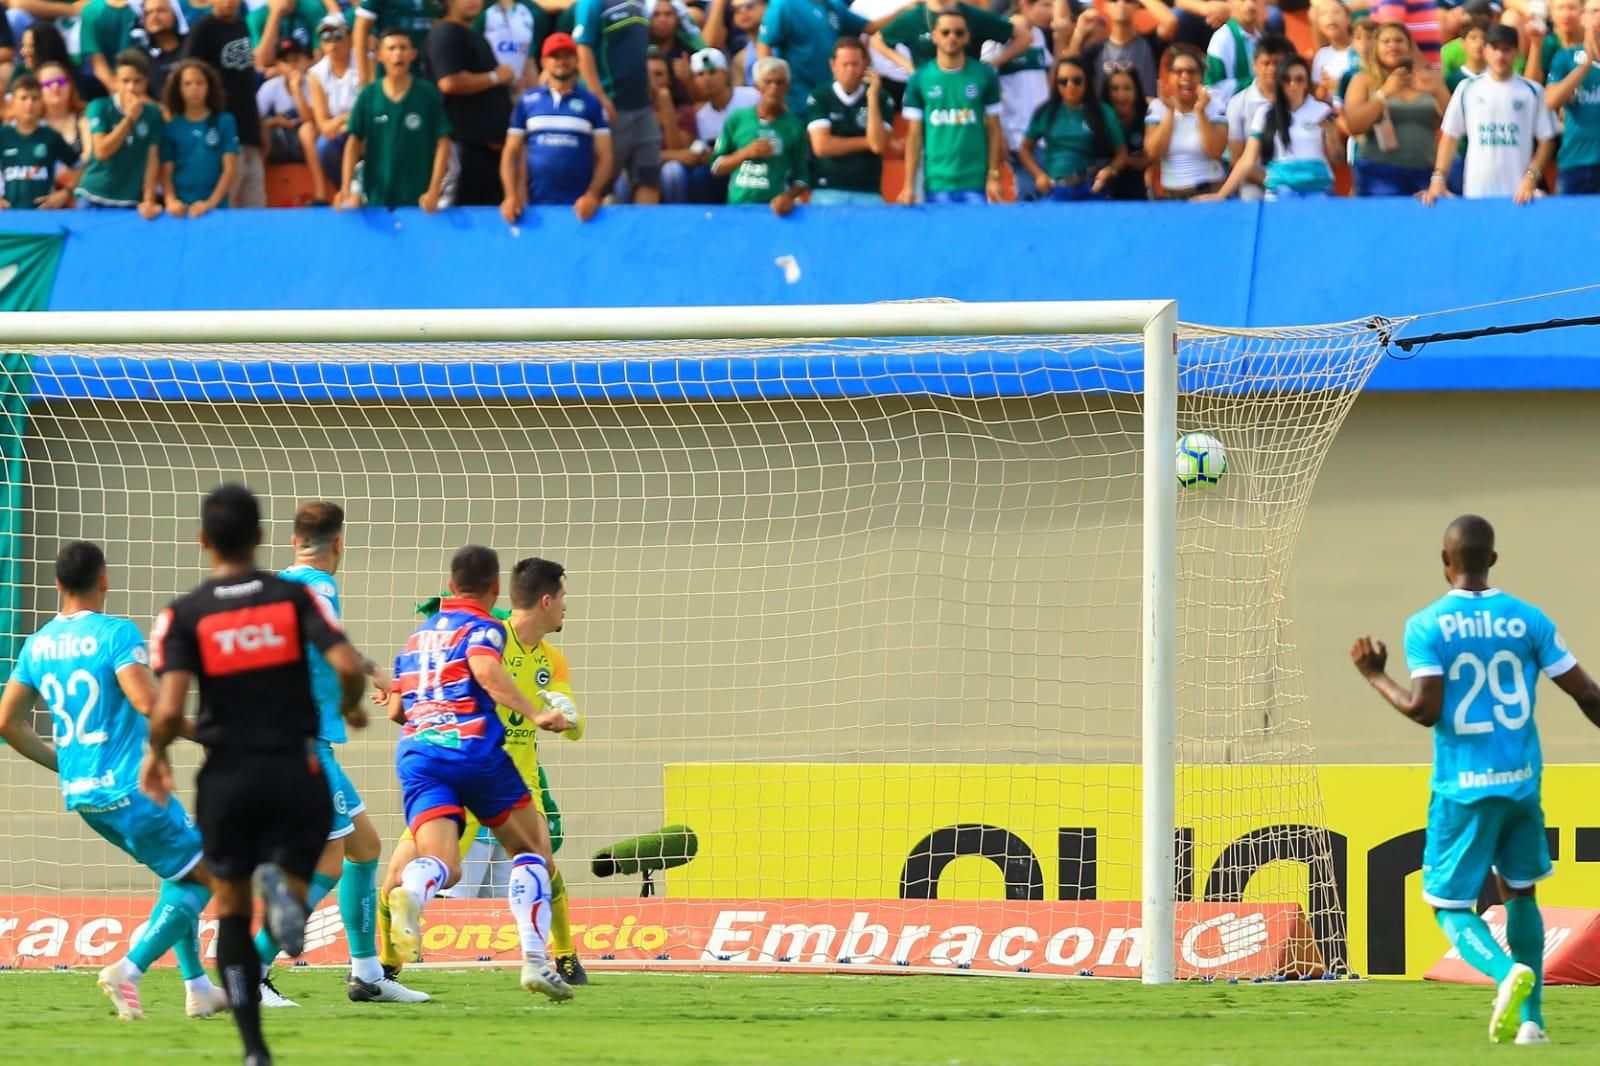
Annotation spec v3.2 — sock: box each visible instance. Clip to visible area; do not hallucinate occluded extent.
[1436,907,1515,983]
[217,914,267,1060]
[127,879,209,975]
[399,855,449,909]
[377,887,402,972]
[507,853,552,962]
[175,928,208,983]
[1504,896,1546,1027]
[253,869,339,968]
[341,858,381,969]
[548,868,574,958]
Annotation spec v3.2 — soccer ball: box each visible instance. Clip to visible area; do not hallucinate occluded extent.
[1177,432,1227,490]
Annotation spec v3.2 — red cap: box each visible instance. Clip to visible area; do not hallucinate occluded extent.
[542,32,578,58]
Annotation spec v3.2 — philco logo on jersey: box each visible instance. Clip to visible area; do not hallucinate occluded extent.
[196,602,301,675]
[1438,610,1528,642]
[31,632,99,661]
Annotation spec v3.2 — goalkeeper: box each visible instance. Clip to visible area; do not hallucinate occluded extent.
[378,557,588,985]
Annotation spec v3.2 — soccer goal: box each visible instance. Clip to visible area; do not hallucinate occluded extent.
[0,302,1390,983]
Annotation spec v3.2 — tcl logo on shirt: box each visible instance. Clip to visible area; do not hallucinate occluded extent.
[196,602,302,676]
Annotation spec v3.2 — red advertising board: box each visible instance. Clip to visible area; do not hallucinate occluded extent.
[1424,906,1600,986]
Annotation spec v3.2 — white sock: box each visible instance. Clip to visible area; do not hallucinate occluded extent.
[114,957,143,981]
[399,855,449,909]
[184,975,216,993]
[507,853,552,963]
[351,955,384,983]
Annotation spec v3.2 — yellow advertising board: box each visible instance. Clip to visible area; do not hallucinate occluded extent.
[663,763,1600,978]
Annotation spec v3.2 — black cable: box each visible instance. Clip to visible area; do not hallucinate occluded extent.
[1393,313,1600,352]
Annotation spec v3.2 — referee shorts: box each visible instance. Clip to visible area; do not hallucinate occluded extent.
[197,743,333,883]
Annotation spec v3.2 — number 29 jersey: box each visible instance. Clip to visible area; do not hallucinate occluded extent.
[1404,587,1575,804]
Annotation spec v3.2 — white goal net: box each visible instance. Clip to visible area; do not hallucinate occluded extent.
[0,304,1393,981]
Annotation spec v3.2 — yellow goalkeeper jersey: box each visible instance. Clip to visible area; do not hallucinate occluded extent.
[499,623,582,787]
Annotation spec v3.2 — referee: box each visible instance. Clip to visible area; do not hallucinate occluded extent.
[140,485,371,1066]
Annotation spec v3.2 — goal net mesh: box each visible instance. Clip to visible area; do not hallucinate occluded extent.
[0,318,1392,977]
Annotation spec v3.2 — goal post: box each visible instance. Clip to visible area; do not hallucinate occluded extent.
[0,301,1382,983]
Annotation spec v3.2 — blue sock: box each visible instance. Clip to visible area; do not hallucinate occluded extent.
[254,870,339,967]
[341,859,380,962]
[1504,896,1546,1027]
[1436,907,1515,983]
[128,879,209,975]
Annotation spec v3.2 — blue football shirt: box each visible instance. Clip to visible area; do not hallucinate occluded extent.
[1404,587,1575,804]
[12,611,150,810]
[279,564,346,744]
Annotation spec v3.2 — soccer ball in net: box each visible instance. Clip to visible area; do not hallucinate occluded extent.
[1177,432,1227,490]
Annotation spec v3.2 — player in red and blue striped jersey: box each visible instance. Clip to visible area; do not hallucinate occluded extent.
[386,544,575,1001]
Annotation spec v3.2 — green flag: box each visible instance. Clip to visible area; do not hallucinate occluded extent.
[0,232,67,702]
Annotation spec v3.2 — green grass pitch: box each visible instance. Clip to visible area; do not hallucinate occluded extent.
[3,969,1597,1064]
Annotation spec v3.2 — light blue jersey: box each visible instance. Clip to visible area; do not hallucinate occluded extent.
[1404,588,1574,805]
[280,563,345,744]
[12,611,150,811]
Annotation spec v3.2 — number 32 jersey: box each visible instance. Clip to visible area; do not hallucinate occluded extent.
[1404,587,1575,804]
[12,611,150,811]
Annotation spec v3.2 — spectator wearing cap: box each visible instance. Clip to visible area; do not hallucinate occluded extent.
[130,0,187,99]
[1076,0,1178,98]
[500,30,612,220]
[711,54,809,211]
[1203,0,1263,110]
[573,0,663,202]
[1425,23,1557,203]
[258,38,314,170]
[339,26,452,210]
[427,0,515,206]
[1544,0,1600,194]
[681,45,758,199]
[474,0,552,93]
[184,0,267,206]
[305,13,360,204]
[807,36,893,204]
[759,0,903,113]
[356,0,438,84]
[875,1,1029,92]
[1344,20,1449,196]
[897,8,1004,204]
[250,0,332,71]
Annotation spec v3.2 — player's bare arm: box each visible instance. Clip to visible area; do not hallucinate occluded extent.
[1551,662,1600,729]
[467,655,567,731]
[0,678,58,772]
[1351,635,1443,726]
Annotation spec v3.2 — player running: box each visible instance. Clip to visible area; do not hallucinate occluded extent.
[249,501,428,1006]
[141,484,373,1066]
[377,557,587,985]
[0,541,227,1021]
[384,545,575,1002]
[1351,514,1600,1046]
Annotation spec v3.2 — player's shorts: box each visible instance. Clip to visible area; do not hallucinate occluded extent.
[196,743,334,883]
[396,746,530,835]
[317,740,365,841]
[77,792,204,882]
[1422,791,1554,909]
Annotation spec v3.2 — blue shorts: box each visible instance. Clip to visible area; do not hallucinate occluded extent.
[397,747,530,835]
[318,741,365,841]
[78,792,204,882]
[1422,792,1553,909]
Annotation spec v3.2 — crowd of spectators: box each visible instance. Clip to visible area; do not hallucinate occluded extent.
[0,0,1595,213]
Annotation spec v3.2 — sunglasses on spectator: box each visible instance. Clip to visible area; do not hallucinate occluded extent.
[1283,73,1308,84]
[41,76,70,90]
[1057,75,1084,85]
[733,1,759,9]
[937,28,968,37]
[1171,65,1200,76]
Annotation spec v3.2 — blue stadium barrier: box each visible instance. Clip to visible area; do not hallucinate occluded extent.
[5,199,1599,394]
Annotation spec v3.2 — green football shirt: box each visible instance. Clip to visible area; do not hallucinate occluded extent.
[0,125,79,208]
[805,81,895,193]
[903,58,1000,192]
[1023,100,1123,179]
[348,78,452,208]
[78,96,164,206]
[881,2,1013,68]
[712,106,811,204]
